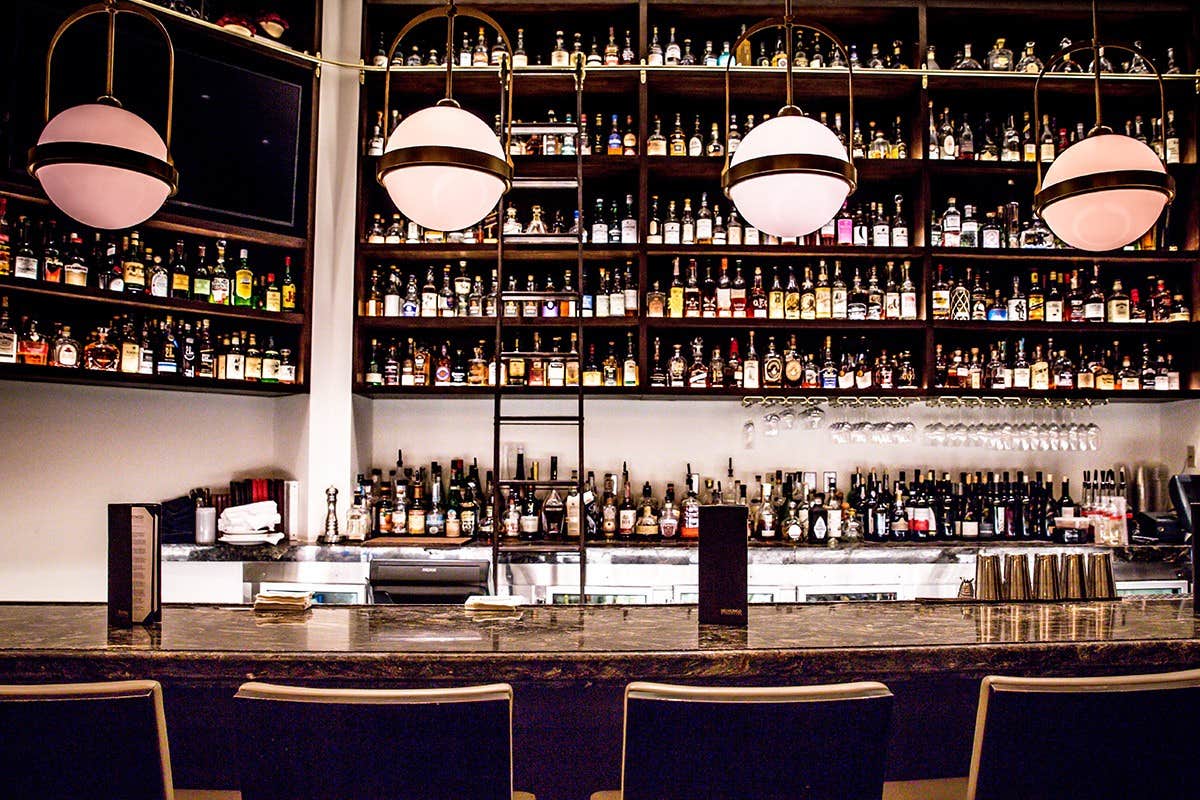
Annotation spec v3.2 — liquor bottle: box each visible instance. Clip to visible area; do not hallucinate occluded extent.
[647,116,667,156]
[232,249,253,307]
[146,249,168,297]
[122,231,146,293]
[750,266,768,318]
[40,221,62,283]
[680,469,700,539]
[541,456,565,540]
[0,200,10,278]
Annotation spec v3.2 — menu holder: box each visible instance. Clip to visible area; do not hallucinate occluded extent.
[699,505,749,627]
[108,503,161,628]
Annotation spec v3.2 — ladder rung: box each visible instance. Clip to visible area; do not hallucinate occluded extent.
[512,178,580,189]
[498,415,582,424]
[497,479,578,488]
[500,351,579,358]
[501,292,579,300]
[503,234,578,244]
[510,123,578,136]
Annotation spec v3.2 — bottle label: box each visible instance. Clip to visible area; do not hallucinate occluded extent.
[619,509,636,532]
[14,256,38,280]
[696,219,713,242]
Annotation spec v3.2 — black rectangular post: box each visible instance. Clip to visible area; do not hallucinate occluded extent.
[699,505,749,626]
[108,503,162,628]
[1192,502,1199,618]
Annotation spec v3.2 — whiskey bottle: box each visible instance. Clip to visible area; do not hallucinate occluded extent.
[647,116,667,156]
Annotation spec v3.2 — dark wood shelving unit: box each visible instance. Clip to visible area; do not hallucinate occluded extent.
[1,0,322,396]
[355,0,1200,406]
[0,277,306,327]
[0,362,305,397]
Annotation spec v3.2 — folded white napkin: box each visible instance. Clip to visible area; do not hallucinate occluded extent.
[465,595,524,611]
[219,532,285,545]
[219,501,281,533]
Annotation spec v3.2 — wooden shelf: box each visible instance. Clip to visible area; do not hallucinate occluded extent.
[358,315,633,330]
[0,181,308,251]
[0,363,305,397]
[0,277,305,327]
[929,249,1199,263]
[931,320,1199,336]
[359,243,636,260]
[645,317,925,330]
[926,388,1200,401]
[645,245,925,258]
[355,383,1197,402]
[124,0,320,70]
[646,157,920,182]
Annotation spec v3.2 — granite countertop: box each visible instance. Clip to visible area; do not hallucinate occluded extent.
[2,599,1199,683]
[162,541,1188,567]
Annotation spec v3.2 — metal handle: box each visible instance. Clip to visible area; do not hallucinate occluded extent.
[722,10,856,179]
[44,0,176,149]
[381,0,513,140]
[1033,42,1168,196]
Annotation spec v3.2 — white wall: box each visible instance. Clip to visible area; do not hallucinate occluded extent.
[0,383,287,600]
[369,397,1192,502]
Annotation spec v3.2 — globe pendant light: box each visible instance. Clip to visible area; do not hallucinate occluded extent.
[377,1,513,233]
[720,0,857,239]
[1032,0,1174,252]
[28,1,179,231]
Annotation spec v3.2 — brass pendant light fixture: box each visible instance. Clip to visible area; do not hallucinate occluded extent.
[720,0,858,239]
[28,0,179,230]
[1032,0,1175,252]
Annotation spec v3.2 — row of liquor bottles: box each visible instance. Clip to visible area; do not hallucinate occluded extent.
[350,452,1129,545]
[361,262,639,319]
[368,107,908,161]
[0,201,300,311]
[371,104,1187,166]
[360,332,921,391]
[365,194,910,249]
[929,265,1191,324]
[931,195,1064,250]
[0,296,298,383]
[371,23,1184,75]
[927,104,1183,164]
[933,38,1177,74]
[361,330,1192,394]
[359,259,1193,325]
[363,332,639,389]
[933,338,1182,392]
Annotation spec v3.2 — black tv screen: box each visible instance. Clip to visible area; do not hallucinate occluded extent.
[1,0,311,235]
[170,52,305,229]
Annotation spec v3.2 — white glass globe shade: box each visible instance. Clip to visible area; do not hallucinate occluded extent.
[381,104,507,232]
[727,114,851,239]
[33,103,172,230]
[1041,133,1169,252]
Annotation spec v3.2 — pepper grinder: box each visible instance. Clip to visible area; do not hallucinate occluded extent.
[322,486,342,544]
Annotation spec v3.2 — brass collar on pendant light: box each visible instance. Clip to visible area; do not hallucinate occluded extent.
[719,0,858,239]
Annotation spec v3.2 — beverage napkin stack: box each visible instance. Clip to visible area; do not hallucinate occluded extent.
[253,589,313,613]
[464,595,524,612]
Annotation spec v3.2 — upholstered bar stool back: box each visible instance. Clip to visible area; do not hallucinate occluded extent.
[235,682,533,800]
[0,680,174,800]
[597,680,893,800]
[968,668,1200,800]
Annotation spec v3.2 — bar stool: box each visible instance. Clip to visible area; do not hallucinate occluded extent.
[234,682,534,800]
[966,668,1200,800]
[590,680,893,800]
[0,679,175,800]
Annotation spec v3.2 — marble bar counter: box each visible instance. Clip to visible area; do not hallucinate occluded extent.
[162,540,1187,567]
[2,599,1199,799]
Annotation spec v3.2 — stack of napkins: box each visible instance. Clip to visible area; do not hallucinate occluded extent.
[465,595,524,612]
[219,501,282,535]
[254,589,313,613]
